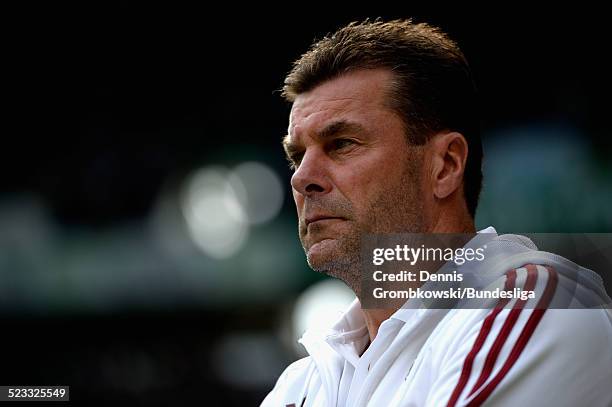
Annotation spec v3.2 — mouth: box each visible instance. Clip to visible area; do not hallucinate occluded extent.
[305,215,345,227]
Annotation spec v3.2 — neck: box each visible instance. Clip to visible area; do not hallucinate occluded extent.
[361,308,396,342]
[429,202,476,234]
[360,213,475,342]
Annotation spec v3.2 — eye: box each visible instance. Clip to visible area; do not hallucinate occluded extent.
[331,138,356,150]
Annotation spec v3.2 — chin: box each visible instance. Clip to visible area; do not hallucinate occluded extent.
[306,238,336,268]
[306,238,357,274]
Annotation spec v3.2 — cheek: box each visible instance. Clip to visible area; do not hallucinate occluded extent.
[340,154,409,211]
[292,188,303,210]
[339,162,385,210]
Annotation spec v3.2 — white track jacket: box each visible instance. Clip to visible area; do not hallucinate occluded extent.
[261,227,612,406]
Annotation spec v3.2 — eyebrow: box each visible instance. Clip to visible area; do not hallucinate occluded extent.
[282,120,366,158]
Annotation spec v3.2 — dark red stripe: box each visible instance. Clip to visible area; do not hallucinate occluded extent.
[467,264,539,396]
[466,266,558,407]
[446,269,517,407]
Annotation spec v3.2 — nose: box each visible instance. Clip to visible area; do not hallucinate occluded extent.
[290,149,333,197]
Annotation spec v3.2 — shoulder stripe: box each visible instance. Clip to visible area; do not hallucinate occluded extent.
[446,268,518,407]
[466,266,559,406]
[467,264,539,396]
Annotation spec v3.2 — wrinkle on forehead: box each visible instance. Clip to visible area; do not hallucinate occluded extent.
[287,69,394,138]
[290,97,355,124]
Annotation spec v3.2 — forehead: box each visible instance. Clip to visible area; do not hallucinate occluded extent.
[288,69,394,137]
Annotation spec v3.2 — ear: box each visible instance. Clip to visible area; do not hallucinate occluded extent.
[429,131,468,200]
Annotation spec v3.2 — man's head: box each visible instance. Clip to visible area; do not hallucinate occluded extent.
[282,19,482,286]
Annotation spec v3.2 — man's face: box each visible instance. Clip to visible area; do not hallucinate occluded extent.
[284,69,425,281]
